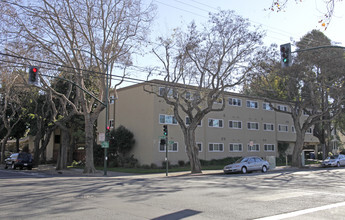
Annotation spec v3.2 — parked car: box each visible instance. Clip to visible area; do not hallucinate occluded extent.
[4,152,33,170]
[223,156,270,174]
[321,154,345,167]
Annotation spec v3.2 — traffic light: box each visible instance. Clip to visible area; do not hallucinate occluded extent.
[28,66,39,85]
[280,43,292,68]
[163,125,168,137]
[105,126,110,141]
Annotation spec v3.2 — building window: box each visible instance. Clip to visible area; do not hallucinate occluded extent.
[246,100,258,109]
[229,143,243,152]
[208,119,223,128]
[159,114,177,125]
[263,123,274,131]
[248,144,260,152]
[278,124,288,132]
[332,141,338,151]
[264,144,275,152]
[159,87,178,98]
[209,143,224,152]
[109,96,115,104]
[159,141,178,152]
[186,117,202,126]
[306,127,313,134]
[263,102,273,111]
[54,135,61,144]
[197,142,203,152]
[213,96,223,104]
[292,126,295,133]
[247,122,259,130]
[109,119,114,128]
[277,105,288,112]
[229,120,242,129]
[229,98,242,107]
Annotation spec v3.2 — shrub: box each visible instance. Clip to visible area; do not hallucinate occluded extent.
[178,160,185,167]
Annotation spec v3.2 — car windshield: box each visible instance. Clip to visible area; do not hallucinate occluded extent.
[235,157,248,163]
[327,155,339,160]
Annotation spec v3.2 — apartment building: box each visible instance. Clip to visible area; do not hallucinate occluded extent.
[97,80,319,166]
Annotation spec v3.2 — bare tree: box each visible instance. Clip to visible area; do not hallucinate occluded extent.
[0,70,24,162]
[1,0,155,173]
[145,10,266,173]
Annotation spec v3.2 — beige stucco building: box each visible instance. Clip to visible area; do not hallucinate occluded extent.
[97,80,320,166]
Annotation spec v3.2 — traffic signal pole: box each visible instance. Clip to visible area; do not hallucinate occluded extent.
[280,44,345,68]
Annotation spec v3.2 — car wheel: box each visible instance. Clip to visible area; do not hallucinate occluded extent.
[4,165,8,169]
[337,162,340,167]
[11,163,16,170]
[241,166,247,174]
[262,165,268,173]
[28,166,32,170]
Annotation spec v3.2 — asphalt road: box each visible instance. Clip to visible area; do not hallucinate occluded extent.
[1,167,345,219]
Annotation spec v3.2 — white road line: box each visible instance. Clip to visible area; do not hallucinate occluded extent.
[255,201,345,220]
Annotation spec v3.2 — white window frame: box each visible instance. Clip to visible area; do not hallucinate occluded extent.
[185,116,202,127]
[229,143,243,152]
[208,118,223,128]
[159,114,178,125]
[263,123,274,131]
[197,142,203,152]
[213,95,223,105]
[247,122,259,130]
[159,141,178,152]
[159,87,178,98]
[185,142,203,152]
[246,100,258,109]
[278,124,289,132]
[248,144,260,152]
[306,127,313,134]
[264,144,275,152]
[263,102,273,111]
[228,97,242,107]
[229,120,242,129]
[109,96,115,104]
[277,104,288,112]
[208,143,224,152]
[109,119,114,128]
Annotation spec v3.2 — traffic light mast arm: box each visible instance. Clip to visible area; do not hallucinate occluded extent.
[292,45,345,53]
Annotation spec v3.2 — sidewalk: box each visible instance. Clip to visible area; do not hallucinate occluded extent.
[32,163,323,177]
[1,163,323,178]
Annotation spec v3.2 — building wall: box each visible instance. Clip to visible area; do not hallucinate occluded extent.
[100,82,319,166]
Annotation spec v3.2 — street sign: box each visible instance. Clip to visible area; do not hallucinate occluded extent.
[159,136,166,139]
[101,141,109,149]
[99,133,105,142]
[168,141,174,145]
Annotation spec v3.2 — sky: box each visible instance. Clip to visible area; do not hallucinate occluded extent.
[123,0,345,87]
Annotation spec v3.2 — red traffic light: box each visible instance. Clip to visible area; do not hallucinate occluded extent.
[106,126,110,130]
[32,67,38,73]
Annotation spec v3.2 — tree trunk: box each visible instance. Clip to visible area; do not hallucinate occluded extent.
[56,128,70,170]
[1,136,10,163]
[184,129,202,174]
[83,114,97,174]
[292,132,306,168]
[33,131,42,167]
[16,138,20,153]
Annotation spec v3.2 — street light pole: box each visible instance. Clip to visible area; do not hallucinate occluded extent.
[72,48,109,176]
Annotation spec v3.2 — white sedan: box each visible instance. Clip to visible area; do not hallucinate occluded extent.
[321,154,345,167]
[223,156,270,174]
